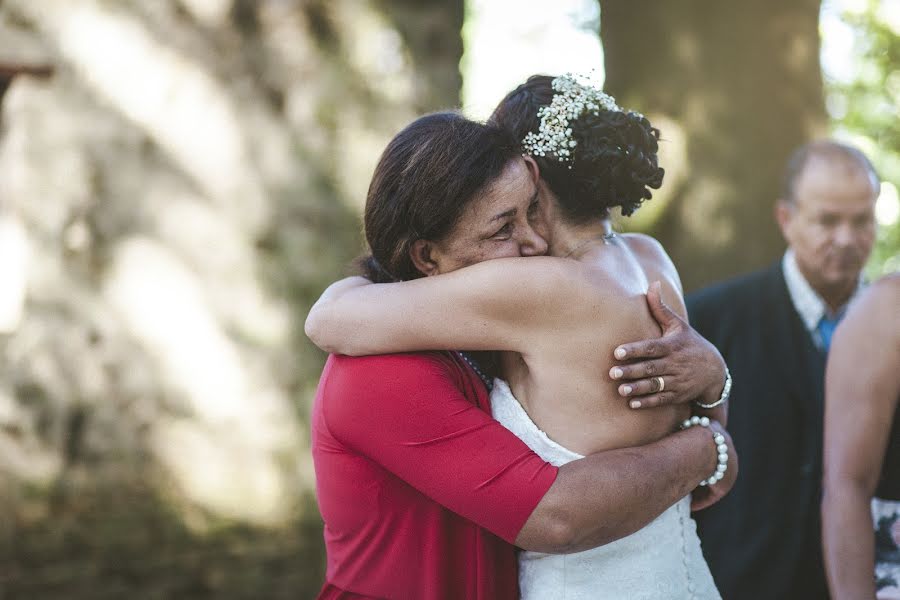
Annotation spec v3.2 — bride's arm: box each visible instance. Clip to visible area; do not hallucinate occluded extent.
[305,257,584,355]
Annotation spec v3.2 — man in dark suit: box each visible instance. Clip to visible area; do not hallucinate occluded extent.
[688,140,880,600]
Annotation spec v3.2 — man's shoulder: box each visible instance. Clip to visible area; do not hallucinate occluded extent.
[687,264,782,312]
[686,264,787,341]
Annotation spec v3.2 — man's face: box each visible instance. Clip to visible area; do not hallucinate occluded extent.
[776,157,877,297]
[427,156,549,274]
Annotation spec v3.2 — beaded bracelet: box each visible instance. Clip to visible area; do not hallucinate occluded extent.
[680,415,729,486]
[695,367,732,410]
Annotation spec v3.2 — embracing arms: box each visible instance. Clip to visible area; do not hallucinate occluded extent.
[305,257,582,356]
[324,353,734,555]
[822,276,900,599]
[518,421,733,552]
[306,260,730,412]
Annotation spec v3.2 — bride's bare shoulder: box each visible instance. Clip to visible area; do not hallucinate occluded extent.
[619,233,683,297]
[619,233,674,268]
[619,232,663,254]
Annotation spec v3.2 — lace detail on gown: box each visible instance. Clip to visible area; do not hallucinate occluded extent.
[491,378,721,600]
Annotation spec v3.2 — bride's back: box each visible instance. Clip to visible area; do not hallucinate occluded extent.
[500,233,689,456]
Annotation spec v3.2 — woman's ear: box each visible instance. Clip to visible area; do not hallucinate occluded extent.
[523,155,541,184]
[410,239,440,277]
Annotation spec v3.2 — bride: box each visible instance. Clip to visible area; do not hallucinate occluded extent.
[306,74,730,599]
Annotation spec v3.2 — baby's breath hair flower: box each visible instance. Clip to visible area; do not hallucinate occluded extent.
[522,72,627,166]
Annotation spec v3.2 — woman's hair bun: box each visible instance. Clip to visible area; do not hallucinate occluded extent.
[491,74,664,222]
[560,109,664,218]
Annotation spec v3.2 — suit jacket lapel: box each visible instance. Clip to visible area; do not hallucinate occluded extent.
[762,263,812,406]
[764,263,827,467]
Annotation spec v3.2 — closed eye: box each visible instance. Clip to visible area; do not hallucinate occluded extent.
[493,222,513,239]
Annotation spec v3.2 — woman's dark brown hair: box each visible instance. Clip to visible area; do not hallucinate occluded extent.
[490,75,664,221]
[359,112,519,282]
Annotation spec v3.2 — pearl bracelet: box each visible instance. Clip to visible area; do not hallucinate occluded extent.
[695,367,732,410]
[680,415,729,486]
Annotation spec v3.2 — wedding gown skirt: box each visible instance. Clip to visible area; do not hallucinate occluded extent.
[491,379,721,600]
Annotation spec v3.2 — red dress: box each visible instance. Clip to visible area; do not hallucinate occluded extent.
[312,352,558,599]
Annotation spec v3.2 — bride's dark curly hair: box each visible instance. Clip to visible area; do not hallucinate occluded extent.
[489,75,664,220]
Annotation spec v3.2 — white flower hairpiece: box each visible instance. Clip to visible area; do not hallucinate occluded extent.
[521,72,623,166]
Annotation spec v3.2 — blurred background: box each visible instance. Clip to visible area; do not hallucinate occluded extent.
[0,0,896,597]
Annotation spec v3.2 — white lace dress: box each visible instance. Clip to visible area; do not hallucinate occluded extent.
[491,379,721,600]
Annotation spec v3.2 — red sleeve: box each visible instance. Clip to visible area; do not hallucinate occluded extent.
[320,353,558,544]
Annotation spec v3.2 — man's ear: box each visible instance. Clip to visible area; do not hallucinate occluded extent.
[523,155,541,184]
[410,239,439,277]
[774,199,792,239]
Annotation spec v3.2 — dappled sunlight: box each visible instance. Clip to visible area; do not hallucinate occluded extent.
[13,0,269,230]
[0,0,895,595]
[179,0,233,28]
[672,31,701,69]
[104,236,301,523]
[680,177,737,251]
[151,416,289,524]
[152,194,292,347]
[0,215,28,333]
[0,387,62,484]
[877,182,899,227]
[620,115,688,232]
[462,0,602,119]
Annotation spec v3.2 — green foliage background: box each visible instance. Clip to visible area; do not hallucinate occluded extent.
[827,0,900,276]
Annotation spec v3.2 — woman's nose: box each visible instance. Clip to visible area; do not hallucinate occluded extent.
[521,227,548,256]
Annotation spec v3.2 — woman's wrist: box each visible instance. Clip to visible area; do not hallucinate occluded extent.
[678,425,718,483]
[696,367,731,410]
[680,416,729,486]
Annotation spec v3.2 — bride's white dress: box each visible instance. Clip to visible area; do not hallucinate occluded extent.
[491,378,721,600]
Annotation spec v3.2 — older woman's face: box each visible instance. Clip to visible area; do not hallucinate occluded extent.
[428,157,548,274]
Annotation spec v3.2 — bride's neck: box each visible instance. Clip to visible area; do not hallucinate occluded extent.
[549,219,616,259]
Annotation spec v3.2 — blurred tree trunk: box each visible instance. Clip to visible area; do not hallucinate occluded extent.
[375,0,464,112]
[599,0,827,291]
[0,0,462,597]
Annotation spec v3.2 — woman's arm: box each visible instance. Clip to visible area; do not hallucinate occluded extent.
[518,421,731,552]
[305,257,588,356]
[822,277,900,599]
[325,353,733,554]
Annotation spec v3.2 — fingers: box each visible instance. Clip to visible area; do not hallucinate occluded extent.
[646,281,673,326]
[613,338,670,361]
[610,363,682,408]
[622,392,675,410]
[609,359,665,381]
[645,281,683,335]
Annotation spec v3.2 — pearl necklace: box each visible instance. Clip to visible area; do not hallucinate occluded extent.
[456,351,493,390]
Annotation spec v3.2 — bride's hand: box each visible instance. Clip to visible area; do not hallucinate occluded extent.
[690,421,738,512]
[608,282,727,410]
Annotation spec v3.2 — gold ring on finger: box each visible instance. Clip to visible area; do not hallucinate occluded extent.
[655,376,665,392]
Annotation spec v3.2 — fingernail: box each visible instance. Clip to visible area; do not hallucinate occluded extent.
[610,367,623,379]
[615,347,626,359]
[630,400,641,409]
[622,385,632,395]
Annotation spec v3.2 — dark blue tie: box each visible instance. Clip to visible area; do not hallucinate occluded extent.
[817,314,841,352]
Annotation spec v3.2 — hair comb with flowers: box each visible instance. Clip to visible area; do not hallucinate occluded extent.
[522,73,628,166]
